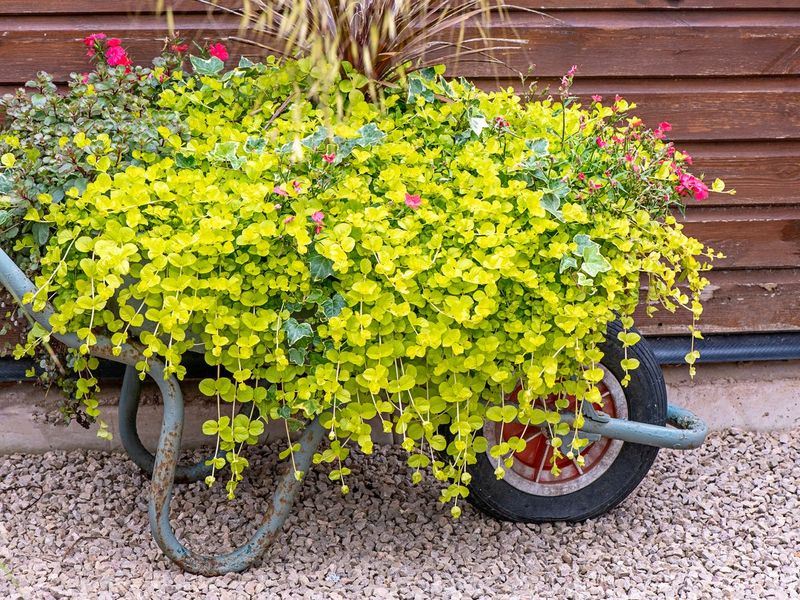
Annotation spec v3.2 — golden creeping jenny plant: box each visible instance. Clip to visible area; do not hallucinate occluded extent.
[16,56,721,512]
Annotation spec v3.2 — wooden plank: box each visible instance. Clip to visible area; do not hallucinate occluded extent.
[476,77,800,142]
[0,12,799,82]
[0,1,214,14]
[3,1,799,14]
[679,206,800,270]
[680,142,800,207]
[444,11,800,78]
[5,1,797,15]
[634,268,800,334]
[516,1,800,9]
[0,15,248,84]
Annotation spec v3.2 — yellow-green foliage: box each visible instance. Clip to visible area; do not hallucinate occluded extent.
[20,57,716,508]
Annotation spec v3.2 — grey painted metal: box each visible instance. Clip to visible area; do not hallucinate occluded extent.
[562,402,708,450]
[0,248,323,574]
[150,404,325,575]
[118,365,215,484]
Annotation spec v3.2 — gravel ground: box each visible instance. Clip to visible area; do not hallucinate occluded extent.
[0,428,798,600]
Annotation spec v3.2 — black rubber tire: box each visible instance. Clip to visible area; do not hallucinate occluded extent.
[466,320,667,523]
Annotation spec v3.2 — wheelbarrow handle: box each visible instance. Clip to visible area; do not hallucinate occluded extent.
[147,360,326,575]
[562,402,708,450]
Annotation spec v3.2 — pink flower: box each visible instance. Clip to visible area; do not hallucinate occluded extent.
[676,173,709,201]
[624,153,633,162]
[83,32,106,57]
[659,121,672,132]
[654,128,665,140]
[81,72,90,84]
[591,94,602,102]
[311,211,325,224]
[171,43,189,53]
[404,193,422,209]
[106,38,122,48]
[83,33,106,46]
[567,64,578,77]
[292,180,302,192]
[106,45,132,67]
[314,225,323,235]
[577,173,586,181]
[589,181,603,191]
[611,135,624,145]
[273,186,288,196]
[284,216,295,224]
[208,43,229,61]
[615,94,622,103]
[595,137,608,148]
[322,153,336,164]
[682,151,694,165]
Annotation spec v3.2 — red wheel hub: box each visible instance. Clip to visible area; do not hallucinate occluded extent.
[492,379,621,490]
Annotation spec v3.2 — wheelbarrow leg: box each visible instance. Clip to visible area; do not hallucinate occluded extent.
[145,362,326,575]
[118,365,216,484]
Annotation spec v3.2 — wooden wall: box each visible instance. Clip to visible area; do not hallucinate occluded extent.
[0,1,798,335]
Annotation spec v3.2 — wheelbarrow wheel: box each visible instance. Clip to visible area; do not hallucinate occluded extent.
[466,320,667,523]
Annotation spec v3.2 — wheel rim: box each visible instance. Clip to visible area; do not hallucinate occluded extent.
[484,364,628,497]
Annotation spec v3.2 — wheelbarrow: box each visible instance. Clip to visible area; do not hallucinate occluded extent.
[0,247,708,575]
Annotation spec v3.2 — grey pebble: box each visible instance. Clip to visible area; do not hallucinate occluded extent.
[0,429,798,599]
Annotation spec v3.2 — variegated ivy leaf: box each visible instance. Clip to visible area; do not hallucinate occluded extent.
[190,55,225,76]
[301,126,329,150]
[283,318,313,346]
[469,115,489,137]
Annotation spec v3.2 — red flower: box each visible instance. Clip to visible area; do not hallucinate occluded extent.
[171,43,189,53]
[595,137,608,148]
[577,173,586,181]
[659,121,672,132]
[106,38,122,47]
[106,45,132,67]
[322,153,336,164]
[208,43,229,61]
[494,116,509,128]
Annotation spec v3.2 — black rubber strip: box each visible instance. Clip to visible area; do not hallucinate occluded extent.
[1,332,799,381]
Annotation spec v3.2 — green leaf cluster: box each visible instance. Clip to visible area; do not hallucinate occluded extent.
[8,55,718,507]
